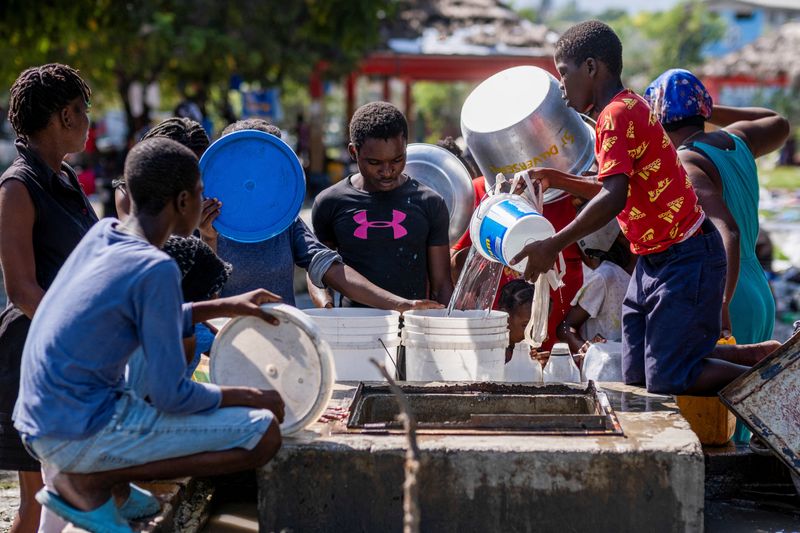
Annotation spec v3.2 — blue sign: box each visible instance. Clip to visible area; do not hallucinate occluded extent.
[242,88,282,122]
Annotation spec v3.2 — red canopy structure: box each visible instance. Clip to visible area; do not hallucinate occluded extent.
[307,0,559,173]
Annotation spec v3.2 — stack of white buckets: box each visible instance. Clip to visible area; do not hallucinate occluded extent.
[303,308,510,381]
[303,308,401,381]
[402,309,507,381]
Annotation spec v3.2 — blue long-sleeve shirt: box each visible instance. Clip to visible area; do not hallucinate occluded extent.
[218,217,340,305]
[14,219,222,440]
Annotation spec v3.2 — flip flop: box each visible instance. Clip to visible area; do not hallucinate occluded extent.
[35,489,133,533]
[119,483,160,520]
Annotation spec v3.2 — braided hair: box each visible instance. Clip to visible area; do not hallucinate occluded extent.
[349,101,408,151]
[124,138,199,216]
[497,279,535,314]
[163,235,232,301]
[142,117,210,158]
[221,118,282,139]
[7,63,91,137]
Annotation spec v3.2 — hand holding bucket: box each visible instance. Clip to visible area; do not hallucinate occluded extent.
[470,171,563,277]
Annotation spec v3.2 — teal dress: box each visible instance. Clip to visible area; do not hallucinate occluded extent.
[684,133,775,344]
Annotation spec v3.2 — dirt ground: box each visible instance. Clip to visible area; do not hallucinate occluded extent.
[0,470,19,533]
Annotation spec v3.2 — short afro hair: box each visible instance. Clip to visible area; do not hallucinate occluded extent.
[8,63,91,137]
[349,101,408,151]
[142,117,210,158]
[221,118,282,139]
[124,137,200,216]
[555,20,623,78]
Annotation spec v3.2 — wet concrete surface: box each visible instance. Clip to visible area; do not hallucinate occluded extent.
[706,501,800,532]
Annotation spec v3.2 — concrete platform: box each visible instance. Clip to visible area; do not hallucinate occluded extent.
[257,382,704,532]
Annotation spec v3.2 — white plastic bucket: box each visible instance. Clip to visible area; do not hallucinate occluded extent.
[469,194,555,274]
[402,329,509,345]
[314,330,400,344]
[303,308,400,327]
[402,309,509,329]
[326,337,401,381]
[303,308,401,381]
[402,324,508,336]
[404,337,506,381]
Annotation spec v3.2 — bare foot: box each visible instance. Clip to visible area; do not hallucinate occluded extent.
[751,340,781,365]
[51,472,113,511]
[111,482,131,507]
[711,340,781,367]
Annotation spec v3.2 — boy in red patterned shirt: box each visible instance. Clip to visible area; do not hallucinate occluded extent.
[511,20,777,395]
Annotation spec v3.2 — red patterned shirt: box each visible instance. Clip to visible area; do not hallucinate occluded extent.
[595,90,704,255]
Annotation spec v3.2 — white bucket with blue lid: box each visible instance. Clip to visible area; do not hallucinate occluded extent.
[469,193,555,273]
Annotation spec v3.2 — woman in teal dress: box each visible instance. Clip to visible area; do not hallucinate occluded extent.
[645,69,790,445]
[644,69,789,344]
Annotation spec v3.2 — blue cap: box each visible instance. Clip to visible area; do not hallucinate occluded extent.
[199,130,305,243]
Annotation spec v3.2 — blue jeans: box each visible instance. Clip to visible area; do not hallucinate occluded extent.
[24,390,273,473]
[622,219,726,394]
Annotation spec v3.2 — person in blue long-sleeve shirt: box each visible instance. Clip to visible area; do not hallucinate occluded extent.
[14,137,285,532]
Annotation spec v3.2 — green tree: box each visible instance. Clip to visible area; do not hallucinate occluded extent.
[0,0,394,139]
[605,1,725,90]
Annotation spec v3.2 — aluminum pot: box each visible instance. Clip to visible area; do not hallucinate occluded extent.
[461,66,595,203]
[404,143,475,245]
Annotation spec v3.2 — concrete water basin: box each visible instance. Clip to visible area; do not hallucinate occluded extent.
[343,381,624,436]
[257,382,704,532]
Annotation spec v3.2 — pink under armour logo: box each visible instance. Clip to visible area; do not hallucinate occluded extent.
[353,210,408,240]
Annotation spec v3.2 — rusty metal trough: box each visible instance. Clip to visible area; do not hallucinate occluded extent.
[339,380,624,436]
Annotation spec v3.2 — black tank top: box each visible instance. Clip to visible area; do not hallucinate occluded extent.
[0,139,98,418]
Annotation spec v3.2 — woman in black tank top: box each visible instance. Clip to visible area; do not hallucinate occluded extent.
[0,63,97,532]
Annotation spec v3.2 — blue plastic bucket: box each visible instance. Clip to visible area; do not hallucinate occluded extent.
[469,195,555,273]
[199,130,305,243]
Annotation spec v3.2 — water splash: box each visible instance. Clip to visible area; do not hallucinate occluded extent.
[446,246,504,317]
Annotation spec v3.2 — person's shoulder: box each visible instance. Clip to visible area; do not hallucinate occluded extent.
[0,155,34,184]
[598,91,651,124]
[110,230,177,277]
[137,249,181,284]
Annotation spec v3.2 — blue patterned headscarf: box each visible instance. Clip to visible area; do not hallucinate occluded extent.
[643,69,713,126]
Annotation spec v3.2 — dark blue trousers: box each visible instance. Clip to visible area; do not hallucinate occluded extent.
[622,219,726,394]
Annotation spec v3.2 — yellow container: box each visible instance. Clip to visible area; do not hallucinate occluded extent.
[676,395,736,445]
[676,335,738,446]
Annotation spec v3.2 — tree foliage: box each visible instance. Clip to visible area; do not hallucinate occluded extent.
[0,0,394,138]
[604,1,725,90]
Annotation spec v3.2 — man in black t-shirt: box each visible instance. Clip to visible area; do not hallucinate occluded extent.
[310,102,454,307]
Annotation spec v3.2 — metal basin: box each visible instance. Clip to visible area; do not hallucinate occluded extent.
[404,143,475,245]
[461,66,595,203]
[339,381,623,436]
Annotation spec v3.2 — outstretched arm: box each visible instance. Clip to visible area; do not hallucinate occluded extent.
[322,262,442,312]
[709,105,790,158]
[511,174,628,282]
[557,306,591,355]
[526,168,603,200]
[307,272,335,308]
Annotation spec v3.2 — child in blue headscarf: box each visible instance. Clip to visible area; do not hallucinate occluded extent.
[644,68,789,346]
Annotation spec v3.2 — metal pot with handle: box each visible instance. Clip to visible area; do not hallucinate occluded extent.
[461,66,595,203]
